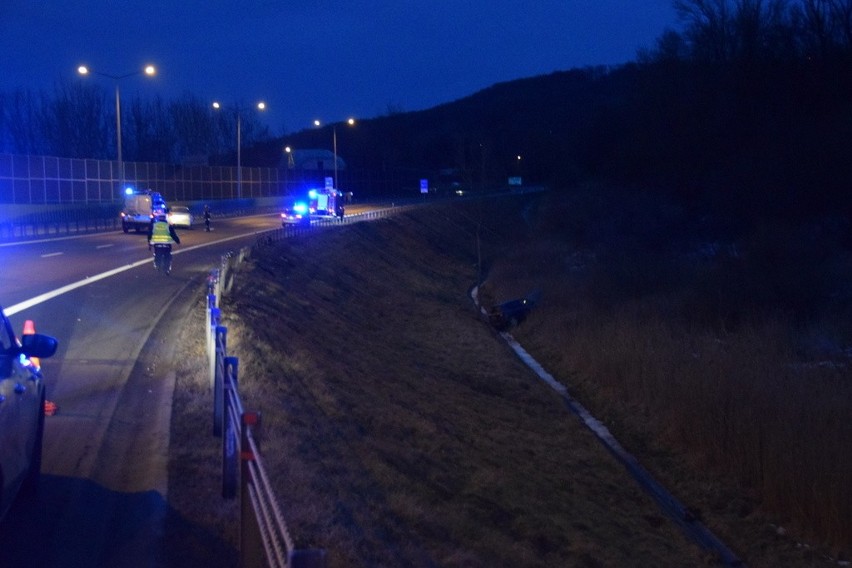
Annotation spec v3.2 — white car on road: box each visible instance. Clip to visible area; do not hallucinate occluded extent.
[168,206,194,229]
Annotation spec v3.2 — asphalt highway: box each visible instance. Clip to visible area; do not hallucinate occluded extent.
[0,212,294,566]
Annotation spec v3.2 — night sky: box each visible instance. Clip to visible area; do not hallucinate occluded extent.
[2,1,679,135]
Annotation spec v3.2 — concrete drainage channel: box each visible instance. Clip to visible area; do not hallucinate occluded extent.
[470,285,745,568]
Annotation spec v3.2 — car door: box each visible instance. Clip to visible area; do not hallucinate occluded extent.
[0,312,42,518]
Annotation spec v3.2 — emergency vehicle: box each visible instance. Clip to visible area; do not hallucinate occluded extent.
[121,189,167,233]
[307,187,344,218]
[281,201,311,227]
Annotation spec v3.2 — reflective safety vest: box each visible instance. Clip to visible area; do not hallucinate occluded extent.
[150,221,173,244]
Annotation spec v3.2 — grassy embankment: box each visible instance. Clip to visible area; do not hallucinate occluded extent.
[167,189,850,567]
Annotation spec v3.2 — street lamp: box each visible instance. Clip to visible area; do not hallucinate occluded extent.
[213,101,266,199]
[283,146,294,192]
[77,64,156,195]
[314,117,355,190]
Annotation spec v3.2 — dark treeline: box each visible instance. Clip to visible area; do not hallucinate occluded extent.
[0,87,272,166]
[277,0,852,228]
[3,0,852,223]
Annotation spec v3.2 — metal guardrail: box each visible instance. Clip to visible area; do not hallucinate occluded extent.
[207,263,327,568]
[1,187,545,242]
[0,214,123,240]
[202,207,415,567]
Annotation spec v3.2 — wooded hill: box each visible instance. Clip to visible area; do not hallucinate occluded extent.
[272,0,852,232]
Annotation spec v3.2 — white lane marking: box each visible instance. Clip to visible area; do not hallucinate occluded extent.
[0,231,122,246]
[40,252,64,258]
[96,244,114,249]
[4,226,277,317]
[4,259,153,316]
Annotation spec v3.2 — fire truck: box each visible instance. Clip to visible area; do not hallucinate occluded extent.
[120,189,166,233]
[307,187,344,219]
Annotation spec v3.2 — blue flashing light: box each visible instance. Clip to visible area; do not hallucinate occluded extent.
[125,187,135,195]
[308,189,318,198]
[293,202,308,214]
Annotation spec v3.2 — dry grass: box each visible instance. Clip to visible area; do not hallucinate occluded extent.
[166,191,851,567]
[212,203,713,567]
[482,187,852,565]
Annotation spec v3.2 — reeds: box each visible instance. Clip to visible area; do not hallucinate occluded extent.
[490,187,852,554]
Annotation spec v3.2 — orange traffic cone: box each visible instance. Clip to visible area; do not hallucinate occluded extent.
[22,320,39,369]
[22,321,58,416]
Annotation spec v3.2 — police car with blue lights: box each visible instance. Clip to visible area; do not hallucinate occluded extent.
[281,200,311,227]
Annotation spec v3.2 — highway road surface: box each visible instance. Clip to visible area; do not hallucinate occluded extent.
[0,210,335,566]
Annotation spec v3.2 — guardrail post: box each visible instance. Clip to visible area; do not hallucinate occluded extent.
[213,325,227,437]
[222,356,239,499]
[240,411,263,568]
[207,305,220,388]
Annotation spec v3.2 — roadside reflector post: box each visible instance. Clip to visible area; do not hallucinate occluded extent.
[241,411,259,455]
[207,269,220,300]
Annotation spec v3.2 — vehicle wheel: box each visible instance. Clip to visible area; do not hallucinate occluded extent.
[20,390,45,498]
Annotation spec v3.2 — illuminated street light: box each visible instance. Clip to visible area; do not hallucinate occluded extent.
[314,117,355,190]
[283,146,294,191]
[283,145,294,168]
[77,63,157,195]
[213,100,266,199]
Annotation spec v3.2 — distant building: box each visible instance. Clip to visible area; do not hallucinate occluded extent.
[280,149,348,191]
[280,149,346,172]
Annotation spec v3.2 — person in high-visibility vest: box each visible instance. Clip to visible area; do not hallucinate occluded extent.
[147,212,181,274]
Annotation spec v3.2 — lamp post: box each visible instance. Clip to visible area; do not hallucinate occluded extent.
[213,101,266,199]
[314,117,355,190]
[283,146,294,193]
[77,64,156,195]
